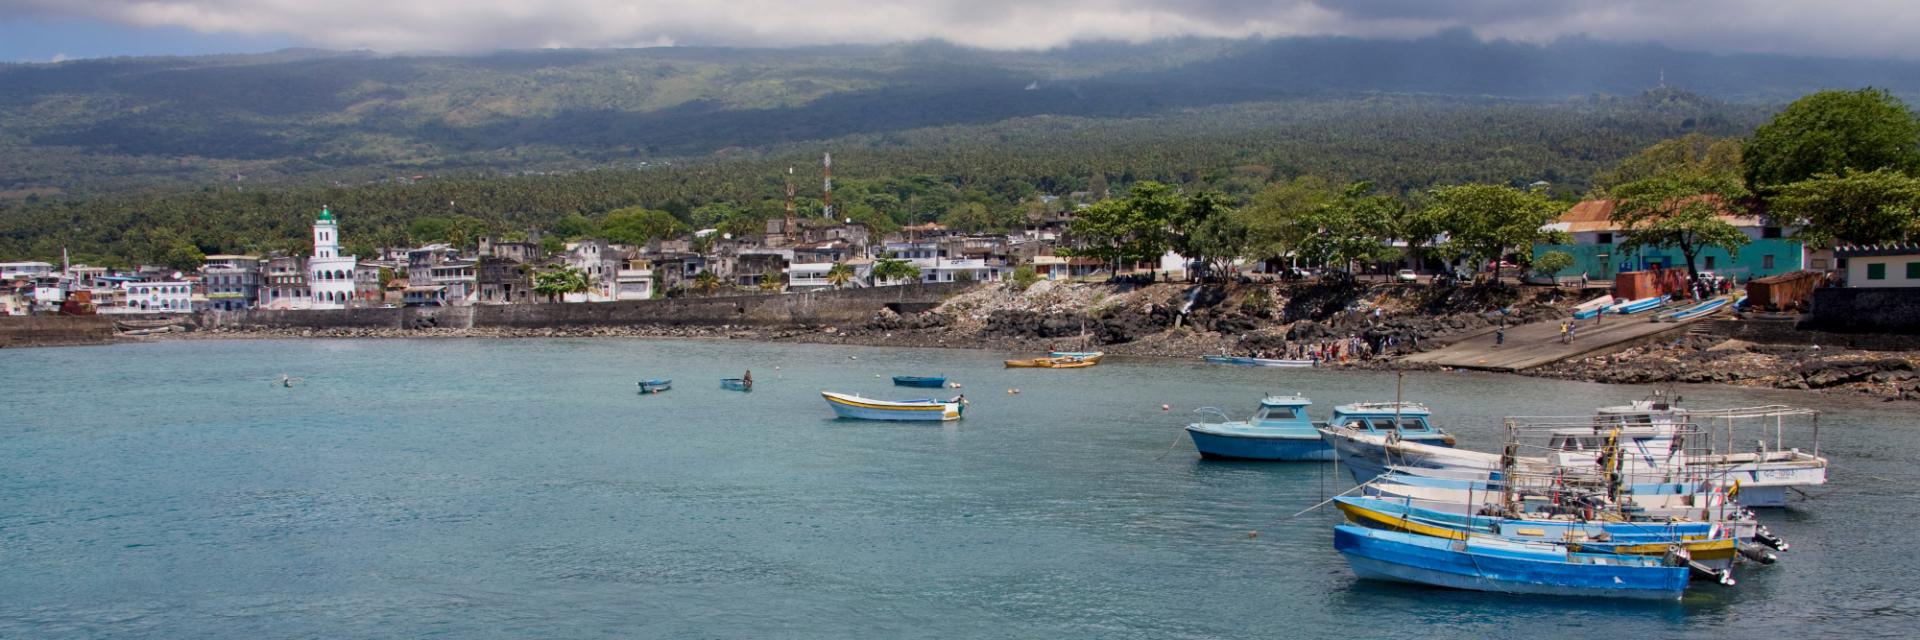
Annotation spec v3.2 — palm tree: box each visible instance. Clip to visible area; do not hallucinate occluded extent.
[693,271,722,296]
[757,268,785,292]
[826,262,856,289]
[533,267,581,303]
[872,258,920,287]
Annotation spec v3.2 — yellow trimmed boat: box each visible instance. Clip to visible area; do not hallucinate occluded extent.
[821,391,965,421]
[1004,355,1099,368]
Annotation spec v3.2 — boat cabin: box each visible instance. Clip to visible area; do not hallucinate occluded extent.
[1327,402,1439,436]
[1251,395,1313,429]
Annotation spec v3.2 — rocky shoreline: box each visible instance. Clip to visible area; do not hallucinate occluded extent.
[139,279,1916,402]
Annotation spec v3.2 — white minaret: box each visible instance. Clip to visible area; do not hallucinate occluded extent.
[314,206,338,258]
[308,206,359,309]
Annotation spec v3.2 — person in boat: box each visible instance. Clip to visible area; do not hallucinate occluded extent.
[743,370,753,388]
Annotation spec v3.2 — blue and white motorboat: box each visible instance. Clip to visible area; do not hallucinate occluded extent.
[1332,524,1696,599]
[638,378,672,394]
[1316,402,1459,481]
[1186,395,1328,460]
[821,391,965,421]
[1570,295,1615,320]
[720,377,753,392]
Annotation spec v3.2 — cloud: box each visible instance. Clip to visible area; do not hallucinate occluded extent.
[4,0,1919,59]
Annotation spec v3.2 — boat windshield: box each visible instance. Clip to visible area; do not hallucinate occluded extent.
[1256,406,1299,421]
[1549,435,1609,451]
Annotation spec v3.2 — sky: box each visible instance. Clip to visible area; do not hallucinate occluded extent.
[3,0,1919,63]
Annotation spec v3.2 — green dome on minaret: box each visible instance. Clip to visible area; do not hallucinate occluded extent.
[318,206,334,221]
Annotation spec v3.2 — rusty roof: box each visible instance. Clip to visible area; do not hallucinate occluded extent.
[1554,198,1762,233]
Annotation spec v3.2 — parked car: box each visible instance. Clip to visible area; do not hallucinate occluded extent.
[1395,269,1418,282]
[1486,260,1519,271]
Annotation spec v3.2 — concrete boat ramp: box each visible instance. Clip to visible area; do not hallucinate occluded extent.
[1401,307,1718,372]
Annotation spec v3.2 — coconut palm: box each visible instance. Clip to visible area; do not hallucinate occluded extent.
[692,270,722,296]
[826,262,856,289]
[758,268,785,292]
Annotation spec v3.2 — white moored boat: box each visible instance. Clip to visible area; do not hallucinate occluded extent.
[821,391,966,421]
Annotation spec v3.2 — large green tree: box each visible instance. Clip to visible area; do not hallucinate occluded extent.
[1065,181,1180,276]
[1235,176,1335,268]
[1610,172,1752,286]
[1745,88,1920,191]
[1425,184,1564,281]
[1769,168,1920,246]
[1296,182,1401,278]
[1168,191,1239,280]
[1594,134,1745,193]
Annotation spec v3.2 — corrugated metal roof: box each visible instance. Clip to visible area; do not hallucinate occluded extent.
[1555,198,1762,233]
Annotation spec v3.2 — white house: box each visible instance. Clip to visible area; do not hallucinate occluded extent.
[1837,244,1920,288]
[786,262,837,291]
[125,281,197,312]
[615,259,655,300]
[0,261,54,281]
[307,207,360,309]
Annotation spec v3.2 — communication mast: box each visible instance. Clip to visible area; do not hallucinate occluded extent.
[822,152,834,219]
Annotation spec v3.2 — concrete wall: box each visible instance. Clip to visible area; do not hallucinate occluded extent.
[1702,318,1919,351]
[1803,288,1920,334]
[204,283,972,330]
[0,315,116,347]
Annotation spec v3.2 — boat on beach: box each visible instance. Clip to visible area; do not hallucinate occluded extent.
[720,378,753,392]
[821,391,965,421]
[1608,295,1669,315]
[892,376,947,388]
[638,378,672,394]
[1332,524,1699,599]
[1200,355,1316,367]
[1186,395,1329,460]
[1571,294,1616,320]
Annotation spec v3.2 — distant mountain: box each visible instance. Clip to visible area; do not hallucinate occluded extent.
[2,33,1916,195]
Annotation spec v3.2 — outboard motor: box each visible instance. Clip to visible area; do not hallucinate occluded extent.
[1738,542,1779,565]
[1754,526,1789,551]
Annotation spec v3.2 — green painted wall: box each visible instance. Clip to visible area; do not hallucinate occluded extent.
[1531,238,1803,280]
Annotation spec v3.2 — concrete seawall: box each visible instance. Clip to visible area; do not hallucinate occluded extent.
[202,283,973,332]
[0,315,118,348]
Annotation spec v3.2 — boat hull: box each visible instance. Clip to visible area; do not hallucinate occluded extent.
[1334,525,1687,600]
[638,379,672,394]
[720,379,752,392]
[821,392,962,421]
[1187,427,1334,461]
[892,376,947,388]
[1201,355,1315,367]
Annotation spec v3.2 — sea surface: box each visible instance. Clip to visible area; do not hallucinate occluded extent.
[2,338,1916,639]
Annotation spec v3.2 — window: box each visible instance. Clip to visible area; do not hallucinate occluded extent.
[1257,407,1298,421]
[1763,255,1775,270]
[1704,256,1717,270]
[1763,227,1783,239]
[1596,232,1613,244]
[1909,262,1920,279]
[1868,263,1887,280]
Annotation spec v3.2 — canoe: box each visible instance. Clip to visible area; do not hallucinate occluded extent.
[1332,524,1696,599]
[1201,355,1315,367]
[1608,295,1668,315]
[638,378,672,394]
[1571,295,1615,319]
[1005,356,1097,369]
[1048,351,1106,363]
[821,391,965,421]
[720,378,753,392]
[892,376,947,388]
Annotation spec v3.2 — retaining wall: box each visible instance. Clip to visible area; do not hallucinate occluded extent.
[1801,288,1920,335]
[0,315,117,348]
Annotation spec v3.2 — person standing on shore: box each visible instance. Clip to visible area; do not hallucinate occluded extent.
[1558,321,1569,344]
[1569,323,1579,342]
[1495,326,1505,348]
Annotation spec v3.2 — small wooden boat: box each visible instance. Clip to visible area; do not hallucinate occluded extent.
[821,391,965,421]
[1004,356,1096,369]
[1335,496,1744,574]
[1047,351,1105,363]
[638,378,672,394]
[1659,296,1731,322]
[720,378,753,392]
[1201,355,1315,368]
[1571,294,1615,319]
[892,376,947,388]
[1332,524,1697,599]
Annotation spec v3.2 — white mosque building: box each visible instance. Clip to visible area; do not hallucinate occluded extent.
[308,207,359,309]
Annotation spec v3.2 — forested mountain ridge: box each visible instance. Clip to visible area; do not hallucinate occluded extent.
[3,33,1918,196]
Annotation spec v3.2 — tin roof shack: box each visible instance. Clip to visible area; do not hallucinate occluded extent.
[1746,270,1824,312]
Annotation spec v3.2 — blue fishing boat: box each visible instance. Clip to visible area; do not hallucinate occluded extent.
[821,391,965,421]
[892,376,947,388]
[720,378,753,392]
[638,378,672,394]
[1200,355,1316,367]
[1334,496,1749,572]
[1332,524,1694,599]
[1186,395,1331,460]
[1317,402,1458,480]
[1659,296,1731,322]
[1570,295,1615,320]
[1608,295,1669,315]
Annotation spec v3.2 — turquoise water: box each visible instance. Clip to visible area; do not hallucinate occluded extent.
[2,338,1915,638]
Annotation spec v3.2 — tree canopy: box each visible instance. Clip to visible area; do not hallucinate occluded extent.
[1745,88,1920,191]
[1425,184,1563,280]
[1769,168,1920,246]
[1610,172,1752,284]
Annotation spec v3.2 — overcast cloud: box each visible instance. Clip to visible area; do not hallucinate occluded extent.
[6,0,1919,59]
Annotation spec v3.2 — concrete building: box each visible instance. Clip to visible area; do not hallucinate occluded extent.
[1534,199,1805,281]
[261,256,310,310]
[202,255,262,311]
[786,262,837,291]
[0,261,55,281]
[476,257,533,304]
[125,281,197,312]
[1837,244,1920,288]
[614,258,656,301]
[563,240,623,301]
[307,207,360,309]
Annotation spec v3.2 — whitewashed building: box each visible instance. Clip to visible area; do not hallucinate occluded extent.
[1838,244,1920,288]
[0,261,54,281]
[307,208,360,309]
[125,281,197,312]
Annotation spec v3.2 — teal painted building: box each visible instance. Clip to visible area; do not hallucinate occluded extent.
[1530,199,1805,281]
